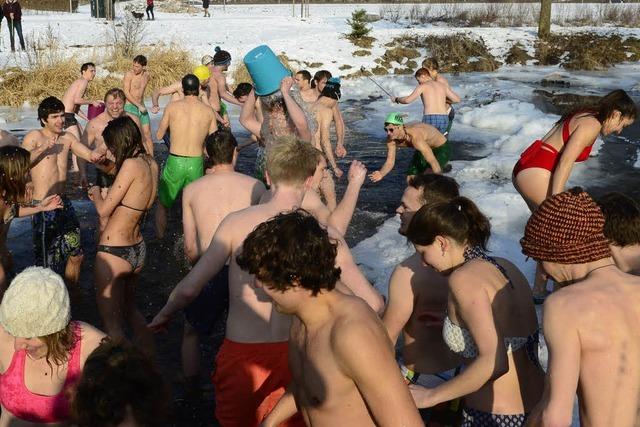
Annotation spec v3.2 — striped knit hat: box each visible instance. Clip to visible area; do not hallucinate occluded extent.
[521,188,611,264]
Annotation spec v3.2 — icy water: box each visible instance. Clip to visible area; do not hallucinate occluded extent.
[5,65,640,425]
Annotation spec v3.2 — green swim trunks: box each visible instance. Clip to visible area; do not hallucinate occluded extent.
[220,101,228,117]
[158,154,204,208]
[124,103,151,126]
[406,141,452,176]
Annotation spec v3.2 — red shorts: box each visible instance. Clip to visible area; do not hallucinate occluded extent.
[213,339,305,427]
[512,139,559,177]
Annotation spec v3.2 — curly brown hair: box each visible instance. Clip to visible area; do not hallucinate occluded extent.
[0,146,30,205]
[71,339,168,427]
[39,321,78,374]
[236,209,341,296]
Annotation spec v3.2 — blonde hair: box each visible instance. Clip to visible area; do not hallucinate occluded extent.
[266,137,322,186]
[40,322,77,374]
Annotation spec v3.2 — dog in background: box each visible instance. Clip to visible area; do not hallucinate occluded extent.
[131,11,144,20]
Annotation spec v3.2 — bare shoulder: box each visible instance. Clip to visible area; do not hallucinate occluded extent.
[22,129,41,146]
[331,296,389,358]
[60,131,79,146]
[78,321,107,364]
[391,254,419,284]
[123,70,133,79]
[448,261,486,293]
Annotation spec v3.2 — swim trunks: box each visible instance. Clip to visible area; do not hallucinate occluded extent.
[158,154,203,208]
[124,103,151,126]
[63,113,78,129]
[213,339,305,427]
[423,114,450,135]
[31,196,83,275]
[461,407,528,427]
[184,265,229,335]
[512,112,594,178]
[406,141,451,176]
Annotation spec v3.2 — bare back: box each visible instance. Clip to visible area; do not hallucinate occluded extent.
[61,78,88,113]
[183,170,265,257]
[404,123,446,149]
[561,270,640,426]
[420,80,449,115]
[162,98,216,156]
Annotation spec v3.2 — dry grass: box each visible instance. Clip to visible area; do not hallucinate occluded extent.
[505,43,533,65]
[0,41,195,108]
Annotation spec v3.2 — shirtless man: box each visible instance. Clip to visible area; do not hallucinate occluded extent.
[123,55,153,154]
[202,54,231,128]
[154,74,217,239]
[62,62,102,174]
[597,192,640,275]
[370,113,449,182]
[22,96,104,286]
[180,129,266,395]
[391,66,460,136]
[241,211,424,427]
[313,79,344,179]
[521,188,640,427]
[383,173,463,423]
[82,88,140,192]
[295,70,346,158]
[209,47,242,110]
[233,82,262,149]
[149,137,383,427]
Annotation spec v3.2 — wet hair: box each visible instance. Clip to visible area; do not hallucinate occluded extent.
[422,57,439,71]
[266,136,322,186]
[233,82,253,99]
[80,62,95,73]
[296,70,312,82]
[414,68,430,79]
[71,339,168,427]
[0,146,30,205]
[102,116,145,171]
[236,209,341,296]
[205,129,237,168]
[37,96,65,128]
[40,322,77,375]
[557,89,637,125]
[311,70,332,89]
[597,192,640,247]
[408,173,460,206]
[104,87,126,103]
[407,196,491,250]
[259,91,286,113]
[133,55,147,66]
[182,74,200,96]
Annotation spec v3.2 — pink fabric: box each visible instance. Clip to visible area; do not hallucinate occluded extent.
[0,322,82,423]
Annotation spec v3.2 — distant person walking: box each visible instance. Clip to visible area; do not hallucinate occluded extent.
[202,0,210,17]
[2,0,25,52]
[146,0,154,20]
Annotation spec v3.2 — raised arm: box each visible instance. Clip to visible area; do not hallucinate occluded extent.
[550,118,600,196]
[156,105,171,141]
[334,319,424,427]
[148,217,234,332]
[151,82,181,114]
[69,134,102,164]
[239,90,262,138]
[216,76,243,106]
[281,77,311,142]
[369,141,397,183]
[392,86,424,105]
[327,160,366,235]
[411,269,507,408]
[332,232,384,314]
[382,263,415,344]
[527,294,580,427]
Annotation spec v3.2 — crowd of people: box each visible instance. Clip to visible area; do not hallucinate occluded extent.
[0,42,638,427]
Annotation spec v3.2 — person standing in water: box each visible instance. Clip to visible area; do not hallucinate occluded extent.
[123,55,153,154]
[512,89,636,302]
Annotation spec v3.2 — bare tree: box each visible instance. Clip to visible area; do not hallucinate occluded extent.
[538,0,551,39]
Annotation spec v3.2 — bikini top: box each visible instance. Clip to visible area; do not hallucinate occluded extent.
[0,322,82,423]
[562,112,595,163]
[442,247,540,364]
[115,156,152,223]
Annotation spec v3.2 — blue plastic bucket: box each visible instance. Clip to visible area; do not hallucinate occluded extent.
[243,45,291,96]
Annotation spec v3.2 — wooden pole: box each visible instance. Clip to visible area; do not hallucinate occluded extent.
[538,0,551,39]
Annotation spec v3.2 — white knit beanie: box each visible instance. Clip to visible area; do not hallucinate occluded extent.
[0,267,70,337]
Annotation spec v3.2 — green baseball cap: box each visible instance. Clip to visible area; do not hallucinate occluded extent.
[385,112,404,125]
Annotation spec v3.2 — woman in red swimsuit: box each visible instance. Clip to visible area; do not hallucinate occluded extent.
[0,267,105,425]
[513,89,636,299]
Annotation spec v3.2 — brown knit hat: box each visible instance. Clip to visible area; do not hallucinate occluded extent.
[521,188,611,264]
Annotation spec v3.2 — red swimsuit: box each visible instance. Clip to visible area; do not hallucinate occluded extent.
[513,113,595,177]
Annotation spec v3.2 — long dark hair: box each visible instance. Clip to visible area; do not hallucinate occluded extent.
[311,70,332,89]
[406,196,491,250]
[557,89,637,125]
[0,145,30,204]
[102,116,145,171]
